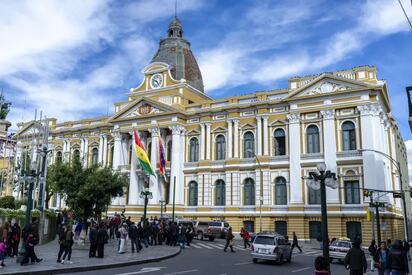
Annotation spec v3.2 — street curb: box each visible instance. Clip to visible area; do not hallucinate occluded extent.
[6,248,181,275]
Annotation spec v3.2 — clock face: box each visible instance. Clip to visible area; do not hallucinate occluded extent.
[150,74,163,89]
[320,82,333,93]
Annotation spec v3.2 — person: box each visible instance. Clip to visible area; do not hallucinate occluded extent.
[388,240,409,275]
[185,224,194,246]
[20,233,41,265]
[10,223,20,257]
[291,232,302,253]
[61,225,74,264]
[129,222,140,253]
[96,222,107,258]
[0,239,6,268]
[1,222,9,251]
[57,224,67,263]
[224,227,235,253]
[368,239,378,271]
[373,241,390,275]
[89,223,98,258]
[314,256,330,275]
[240,228,251,249]
[74,219,83,242]
[118,223,128,254]
[177,225,186,249]
[344,237,367,275]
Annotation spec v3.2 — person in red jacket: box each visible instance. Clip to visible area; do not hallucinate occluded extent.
[240,228,251,249]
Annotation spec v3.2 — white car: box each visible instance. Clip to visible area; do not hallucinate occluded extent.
[329,239,352,263]
[251,232,291,264]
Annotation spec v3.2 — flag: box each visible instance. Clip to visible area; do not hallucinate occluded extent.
[133,130,155,176]
[158,137,166,178]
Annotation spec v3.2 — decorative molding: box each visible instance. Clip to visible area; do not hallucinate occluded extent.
[287,113,300,124]
[148,128,160,137]
[297,80,355,97]
[357,104,381,116]
[169,125,185,135]
[320,109,335,120]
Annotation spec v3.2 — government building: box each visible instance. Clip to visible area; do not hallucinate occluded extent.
[14,16,411,242]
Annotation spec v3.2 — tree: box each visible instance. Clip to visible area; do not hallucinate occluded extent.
[49,158,127,220]
[0,93,11,120]
[45,162,71,209]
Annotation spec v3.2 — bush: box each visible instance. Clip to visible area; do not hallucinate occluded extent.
[0,196,15,209]
[15,198,28,210]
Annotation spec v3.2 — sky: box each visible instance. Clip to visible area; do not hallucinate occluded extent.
[0,0,412,140]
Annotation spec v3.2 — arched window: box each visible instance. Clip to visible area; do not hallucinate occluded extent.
[189,138,199,162]
[275,177,287,205]
[274,129,286,156]
[243,178,255,205]
[345,180,360,204]
[342,121,356,151]
[306,125,320,154]
[56,151,63,163]
[91,148,99,165]
[243,132,255,158]
[188,181,198,206]
[215,180,225,206]
[215,135,226,160]
[167,140,172,162]
[72,149,80,163]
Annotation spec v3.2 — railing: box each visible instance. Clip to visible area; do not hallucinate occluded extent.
[336,150,362,158]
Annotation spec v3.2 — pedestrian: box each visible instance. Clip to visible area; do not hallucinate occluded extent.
[223,227,235,253]
[170,222,177,246]
[61,225,74,264]
[20,233,41,265]
[129,222,140,253]
[388,240,409,275]
[11,223,20,257]
[185,224,194,246]
[344,237,367,275]
[56,224,67,263]
[74,219,83,242]
[368,239,378,272]
[240,227,251,249]
[118,223,128,254]
[314,256,330,275]
[0,238,6,268]
[96,222,107,258]
[373,241,390,275]
[89,223,98,258]
[177,225,186,249]
[291,232,303,253]
[1,222,9,250]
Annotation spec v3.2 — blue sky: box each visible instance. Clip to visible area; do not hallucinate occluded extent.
[1,0,412,140]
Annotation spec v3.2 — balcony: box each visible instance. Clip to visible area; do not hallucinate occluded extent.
[301,153,324,161]
[336,150,362,159]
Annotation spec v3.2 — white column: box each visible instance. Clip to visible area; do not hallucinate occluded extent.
[80,138,85,162]
[233,119,239,158]
[257,116,262,155]
[169,125,184,205]
[65,139,71,163]
[227,120,232,159]
[206,123,211,160]
[200,123,205,161]
[262,116,269,156]
[102,135,108,167]
[287,113,302,204]
[112,131,122,170]
[83,138,89,168]
[148,128,160,204]
[320,109,339,203]
[179,130,185,201]
[128,132,139,205]
[98,134,104,164]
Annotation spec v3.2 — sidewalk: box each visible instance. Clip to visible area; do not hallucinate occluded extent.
[2,239,180,275]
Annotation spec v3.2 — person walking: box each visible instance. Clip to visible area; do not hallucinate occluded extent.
[89,223,98,258]
[344,237,367,275]
[61,225,74,264]
[388,240,409,275]
[74,219,83,242]
[240,228,251,249]
[57,224,67,263]
[11,223,20,257]
[96,222,107,258]
[1,222,9,252]
[118,223,128,254]
[373,241,390,275]
[177,225,186,249]
[129,222,140,253]
[223,227,235,253]
[20,233,40,265]
[0,239,7,268]
[368,239,378,272]
[291,232,303,253]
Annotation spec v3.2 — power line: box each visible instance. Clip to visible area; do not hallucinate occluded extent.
[398,0,412,31]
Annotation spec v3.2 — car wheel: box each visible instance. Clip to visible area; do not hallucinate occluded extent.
[279,254,284,264]
[287,253,291,263]
[253,258,258,263]
[209,236,215,241]
[198,232,204,240]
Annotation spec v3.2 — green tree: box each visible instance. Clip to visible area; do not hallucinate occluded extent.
[0,93,11,120]
[48,158,127,220]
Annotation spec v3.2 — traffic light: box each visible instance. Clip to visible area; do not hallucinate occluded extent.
[393,192,402,199]
[366,208,371,222]
[363,190,372,197]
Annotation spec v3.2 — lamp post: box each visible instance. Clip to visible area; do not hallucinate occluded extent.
[247,149,263,233]
[359,149,410,241]
[305,163,337,264]
[159,200,165,218]
[140,186,153,221]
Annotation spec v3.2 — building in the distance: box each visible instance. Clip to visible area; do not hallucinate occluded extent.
[14,16,411,242]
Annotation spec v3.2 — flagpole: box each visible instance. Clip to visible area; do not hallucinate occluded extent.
[172,176,176,221]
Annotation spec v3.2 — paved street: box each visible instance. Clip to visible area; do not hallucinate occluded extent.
[66,239,356,275]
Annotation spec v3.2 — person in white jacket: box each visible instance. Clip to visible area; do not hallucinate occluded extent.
[118,223,128,254]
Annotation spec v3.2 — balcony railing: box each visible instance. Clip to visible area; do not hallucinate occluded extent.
[336,150,362,158]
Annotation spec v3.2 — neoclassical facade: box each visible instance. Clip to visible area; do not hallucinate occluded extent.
[14,17,411,242]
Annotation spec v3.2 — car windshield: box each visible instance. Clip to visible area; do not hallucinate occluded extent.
[332,241,351,248]
[224,223,229,228]
[209,222,221,227]
[254,236,274,245]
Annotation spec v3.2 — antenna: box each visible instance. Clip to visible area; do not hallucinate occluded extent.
[175,0,177,17]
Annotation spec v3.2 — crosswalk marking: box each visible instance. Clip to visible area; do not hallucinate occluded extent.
[190,243,203,249]
[208,244,224,249]
[196,243,214,249]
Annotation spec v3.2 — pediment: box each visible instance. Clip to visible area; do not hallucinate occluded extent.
[109,97,181,122]
[211,126,227,133]
[287,74,371,99]
[186,129,200,136]
[240,123,255,129]
[270,119,287,126]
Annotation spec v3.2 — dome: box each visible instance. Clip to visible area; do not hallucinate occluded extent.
[151,16,204,92]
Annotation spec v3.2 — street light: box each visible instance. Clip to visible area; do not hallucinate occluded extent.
[247,149,263,233]
[159,200,165,218]
[359,149,410,241]
[305,163,337,264]
[140,186,153,221]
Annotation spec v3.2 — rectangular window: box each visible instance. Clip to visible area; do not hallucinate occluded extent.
[243,220,255,233]
[309,221,321,240]
[275,221,287,236]
[308,188,321,205]
[345,181,360,204]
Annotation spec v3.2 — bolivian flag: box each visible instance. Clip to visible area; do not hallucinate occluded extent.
[133,130,155,176]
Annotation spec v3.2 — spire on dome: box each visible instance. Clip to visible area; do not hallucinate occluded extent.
[168,16,183,38]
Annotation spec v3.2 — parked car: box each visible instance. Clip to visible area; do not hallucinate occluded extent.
[194,221,215,241]
[176,219,195,227]
[208,221,230,238]
[251,232,291,264]
[329,238,352,263]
